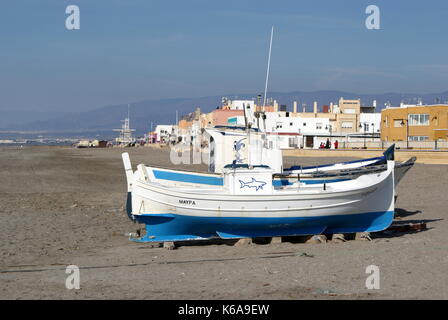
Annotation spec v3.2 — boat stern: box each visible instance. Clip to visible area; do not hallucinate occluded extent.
[122,152,135,221]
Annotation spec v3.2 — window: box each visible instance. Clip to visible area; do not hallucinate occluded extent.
[364,123,370,132]
[344,108,355,114]
[341,121,353,128]
[289,137,298,147]
[316,123,322,130]
[409,136,429,141]
[394,120,404,127]
[408,114,429,126]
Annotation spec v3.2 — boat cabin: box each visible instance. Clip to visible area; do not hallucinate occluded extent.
[223,164,274,195]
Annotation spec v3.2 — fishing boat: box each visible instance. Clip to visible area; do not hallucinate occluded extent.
[137,156,414,188]
[279,156,416,187]
[283,144,395,174]
[122,152,395,242]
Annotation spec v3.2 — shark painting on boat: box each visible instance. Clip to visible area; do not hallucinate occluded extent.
[239,178,267,191]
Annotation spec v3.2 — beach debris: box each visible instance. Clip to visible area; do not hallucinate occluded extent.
[306,235,327,244]
[332,233,346,242]
[163,241,177,250]
[264,267,279,274]
[124,232,137,238]
[270,237,282,244]
[355,232,372,241]
[314,288,339,296]
[234,238,253,246]
[297,252,314,258]
[69,203,78,209]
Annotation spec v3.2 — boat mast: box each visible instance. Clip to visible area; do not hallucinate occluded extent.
[243,103,251,167]
[263,26,274,108]
[127,103,130,129]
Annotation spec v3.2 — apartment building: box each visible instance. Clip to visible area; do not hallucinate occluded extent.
[381,104,448,141]
[175,97,382,149]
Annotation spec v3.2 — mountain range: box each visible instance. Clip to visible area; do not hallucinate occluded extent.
[2,90,448,138]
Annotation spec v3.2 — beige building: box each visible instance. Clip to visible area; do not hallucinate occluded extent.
[381,104,448,141]
[177,97,372,139]
[291,97,363,135]
[335,98,361,134]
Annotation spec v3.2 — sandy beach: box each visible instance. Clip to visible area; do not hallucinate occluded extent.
[0,146,447,299]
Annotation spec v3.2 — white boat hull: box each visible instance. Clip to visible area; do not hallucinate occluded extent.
[123,153,395,242]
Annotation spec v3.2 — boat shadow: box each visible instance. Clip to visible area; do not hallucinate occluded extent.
[173,239,240,247]
[394,208,422,219]
[371,220,439,239]
[370,207,441,239]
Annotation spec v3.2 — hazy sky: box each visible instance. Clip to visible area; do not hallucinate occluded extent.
[1,0,448,112]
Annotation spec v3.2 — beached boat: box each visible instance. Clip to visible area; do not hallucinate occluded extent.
[283,144,395,174]
[122,152,395,242]
[279,156,415,187]
[134,156,414,188]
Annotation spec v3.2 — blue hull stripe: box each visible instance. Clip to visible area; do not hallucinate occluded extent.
[153,169,350,186]
[284,178,351,185]
[132,211,394,242]
[153,169,223,186]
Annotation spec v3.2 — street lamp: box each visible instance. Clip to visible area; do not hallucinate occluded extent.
[371,123,375,142]
[400,119,409,149]
[359,123,366,149]
[325,124,332,148]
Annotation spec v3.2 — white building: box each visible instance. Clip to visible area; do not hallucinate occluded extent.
[359,113,381,134]
[227,111,333,149]
[155,125,175,143]
[264,113,332,149]
[229,100,255,110]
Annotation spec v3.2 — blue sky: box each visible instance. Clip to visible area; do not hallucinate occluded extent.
[1,0,448,112]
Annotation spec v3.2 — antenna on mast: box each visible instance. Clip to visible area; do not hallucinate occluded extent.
[127,103,131,129]
[263,26,274,107]
[242,103,250,166]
